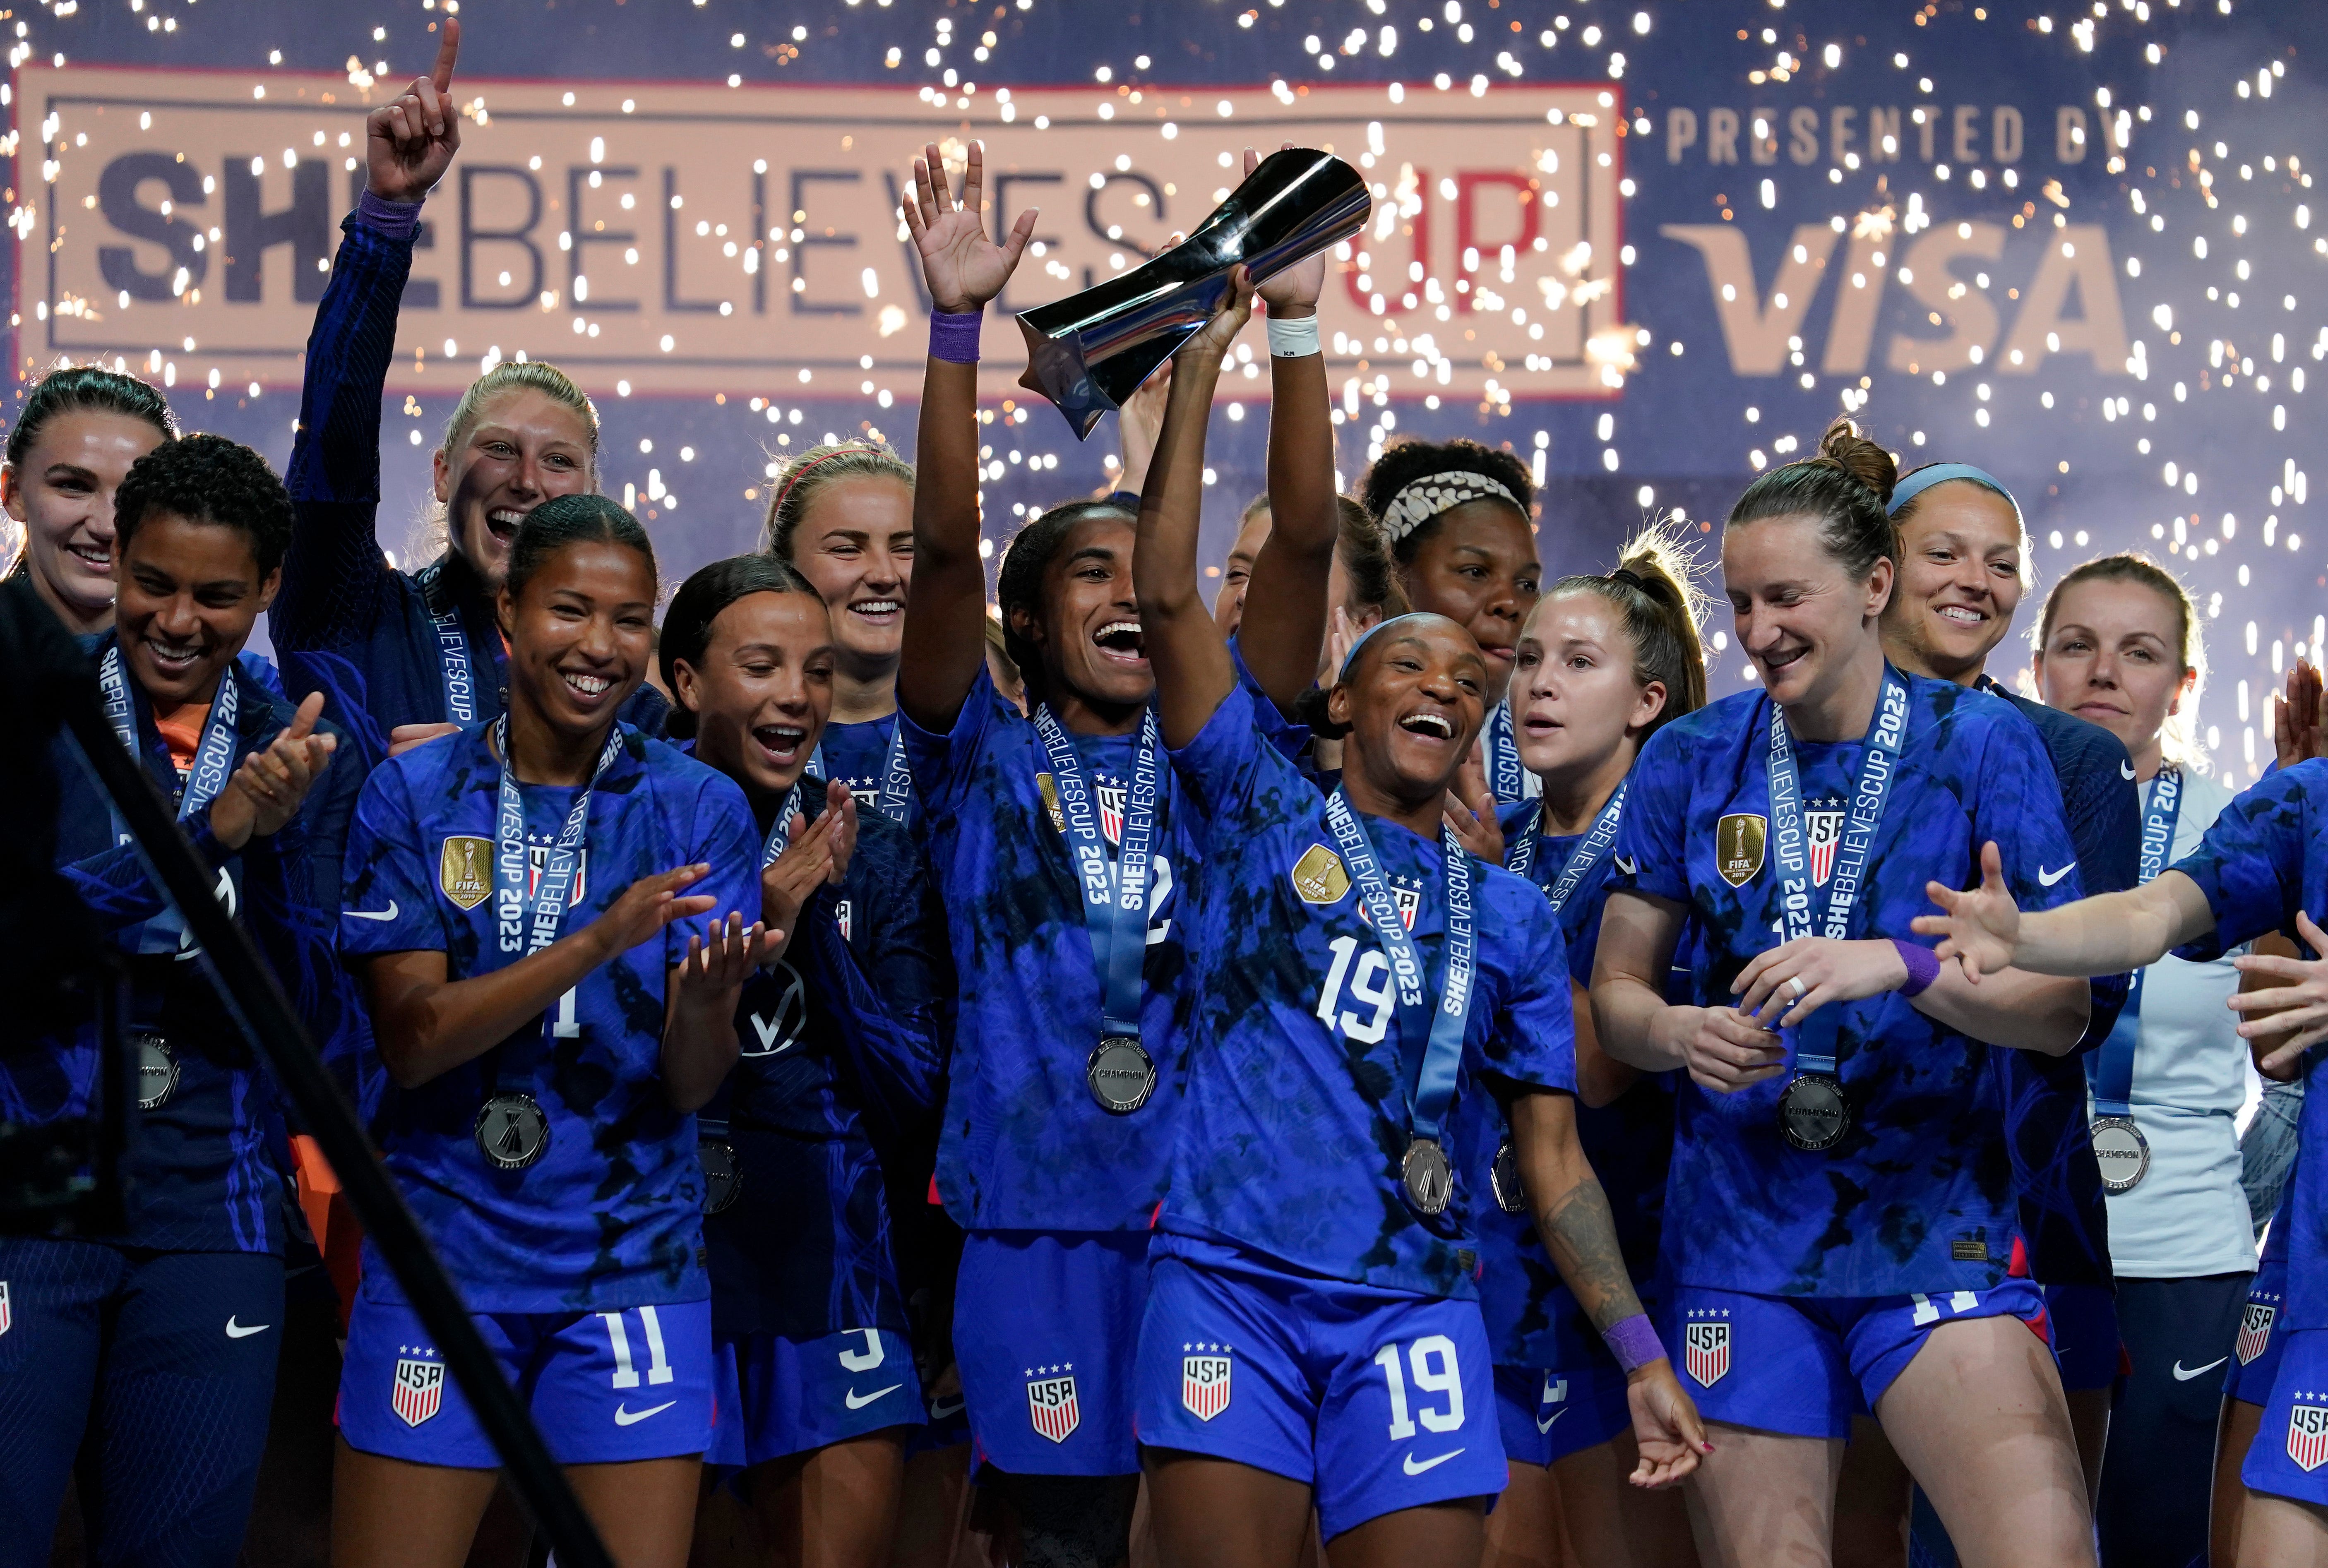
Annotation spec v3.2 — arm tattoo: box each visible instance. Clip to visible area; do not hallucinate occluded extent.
[1534,1177,1646,1333]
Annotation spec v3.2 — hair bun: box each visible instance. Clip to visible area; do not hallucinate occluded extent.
[1808,417,1898,506]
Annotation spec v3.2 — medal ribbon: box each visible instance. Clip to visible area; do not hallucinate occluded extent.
[416,558,489,724]
[99,641,241,955]
[1033,705,1160,1039]
[2088,766,2181,1119]
[1766,667,1911,1078]
[1485,700,1526,805]
[1323,788,1477,1147]
[489,714,625,1091]
[1506,782,1628,912]
[758,783,808,870]
[806,719,913,825]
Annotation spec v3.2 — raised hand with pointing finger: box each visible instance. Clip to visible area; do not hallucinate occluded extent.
[367,16,462,206]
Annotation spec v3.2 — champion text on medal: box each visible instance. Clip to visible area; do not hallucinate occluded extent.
[1182,1345,1233,1422]
[1716,813,1767,888]
[393,1350,447,1428]
[1292,843,1352,906]
[2292,1400,2328,1472]
[1026,1366,1081,1443]
[2239,1301,2279,1365]
[439,836,492,910]
[1684,1311,1732,1387]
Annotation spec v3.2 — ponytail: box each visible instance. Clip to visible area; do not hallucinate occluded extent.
[1542,519,1710,735]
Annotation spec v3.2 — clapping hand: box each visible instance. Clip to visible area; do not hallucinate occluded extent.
[210,692,337,850]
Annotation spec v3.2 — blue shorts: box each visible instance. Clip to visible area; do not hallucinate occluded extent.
[2043,1281,2125,1392]
[0,1237,283,1567]
[1133,1232,1506,1542]
[339,1291,713,1466]
[1669,1280,2049,1440]
[1493,1363,1631,1468]
[709,1328,924,1469]
[2242,1327,2328,1504]
[954,1229,1150,1477]
[2226,1231,2289,1405]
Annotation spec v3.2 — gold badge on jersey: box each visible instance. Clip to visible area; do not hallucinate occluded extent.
[1715,814,1766,888]
[1035,772,1066,833]
[440,836,492,910]
[1291,844,1351,905]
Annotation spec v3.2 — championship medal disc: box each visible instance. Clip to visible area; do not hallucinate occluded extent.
[1086,1035,1157,1114]
[699,1136,741,1214]
[1490,1136,1528,1215]
[133,1032,176,1112]
[473,1092,552,1171]
[1778,1073,1849,1153]
[2090,1114,2151,1194]
[1401,1137,1454,1216]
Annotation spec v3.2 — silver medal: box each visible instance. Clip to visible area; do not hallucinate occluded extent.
[133,1032,177,1112]
[1490,1136,1528,1215]
[1086,1035,1157,1114]
[699,1137,741,1214]
[2090,1114,2151,1194]
[1401,1137,1454,1216]
[473,1092,552,1171]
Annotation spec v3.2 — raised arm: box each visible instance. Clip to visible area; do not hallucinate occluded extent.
[1233,146,1344,713]
[896,141,1036,733]
[1912,842,2217,981]
[1133,275,1255,749]
[275,22,460,646]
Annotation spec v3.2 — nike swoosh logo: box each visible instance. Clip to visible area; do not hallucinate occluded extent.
[845,1383,903,1410]
[343,902,400,921]
[929,1395,966,1419]
[2039,862,2077,886]
[223,1316,271,1338]
[1403,1448,1464,1476]
[614,1400,677,1425]
[1614,855,1639,875]
[1535,1407,1569,1435]
[2121,760,2137,780]
[2174,1357,2230,1381]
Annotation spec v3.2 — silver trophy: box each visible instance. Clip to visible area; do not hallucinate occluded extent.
[1016,148,1370,439]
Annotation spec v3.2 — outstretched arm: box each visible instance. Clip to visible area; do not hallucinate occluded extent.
[1911,841,2217,981]
[1134,275,1254,750]
[896,141,1036,734]
[1234,145,1343,714]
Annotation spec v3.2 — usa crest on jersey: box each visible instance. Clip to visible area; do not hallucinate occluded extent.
[1684,1315,1730,1387]
[1805,803,1847,887]
[1181,1347,1232,1422]
[2290,1402,2328,1472]
[0,1280,11,1337]
[393,1354,446,1427]
[1096,780,1127,847]
[526,844,588,905]
[1026,1366,1081,1443]
[1390,875,1422,932]
[2238,1300,2278,1365]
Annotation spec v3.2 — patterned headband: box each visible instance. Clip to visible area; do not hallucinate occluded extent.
[1379,470,1525,545]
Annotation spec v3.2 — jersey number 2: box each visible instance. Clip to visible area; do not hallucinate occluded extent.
[1374,1335,1464,1439]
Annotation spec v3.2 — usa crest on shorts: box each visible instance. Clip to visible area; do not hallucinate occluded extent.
[1684,1312,1731,1387]
[393,1351,446,1428]
[1026,1365,1081,1443]
[2238,1299,2278,1365]
[2289,1401,2328,1472]
[1181,1345,1232,1422]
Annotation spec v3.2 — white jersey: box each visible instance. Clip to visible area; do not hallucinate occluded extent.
[2102,766,2263,1278]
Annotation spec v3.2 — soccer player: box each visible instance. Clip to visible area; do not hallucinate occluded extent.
[1590,420,2099,1566]
[0,435,357,1568]
[1358,438,1542,803]
[272,19,664,790]
[2024,554,2273,1563]
[1127,273,1704,1567]
[1440,532,1710,1568]
[890,141,1336,1566]
[2,365,177,636]
[331,497,761,1568]
[658,553,951,1568]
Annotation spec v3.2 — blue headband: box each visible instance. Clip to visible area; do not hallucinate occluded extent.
[1336,612,1436,683]
[1888,461,2020,523]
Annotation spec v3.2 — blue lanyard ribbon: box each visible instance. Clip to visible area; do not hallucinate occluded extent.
[416,558,486,723]
[491,715,624,1088]
[99,642,241,956]
[807,719,913,825]
[1505,781,1627,912]
[1485,700,1526,804]
[1766,667,1911,1076]
[2090,766,2181,1116]
[758,783,807,869]
[1323,788,1477,1145]
[1033,705,1160,1039]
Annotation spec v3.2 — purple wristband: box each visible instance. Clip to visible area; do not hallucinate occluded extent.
[1892,937,1941,998]
[1601,1313,1665,1374]
[355,189,425,241]
[929,308,983,365]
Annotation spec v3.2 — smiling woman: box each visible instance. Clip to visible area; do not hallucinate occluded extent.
[1,363,178,636]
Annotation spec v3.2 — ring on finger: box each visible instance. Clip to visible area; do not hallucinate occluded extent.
[1785,975,1807,1001]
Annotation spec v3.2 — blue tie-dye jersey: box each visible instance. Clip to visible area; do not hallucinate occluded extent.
[337,720,756,1312]
[1160,683,1575,1301]
[1606,673,2084,1297]
[2169,759,2328,1329]
[899,667,1199,1232]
